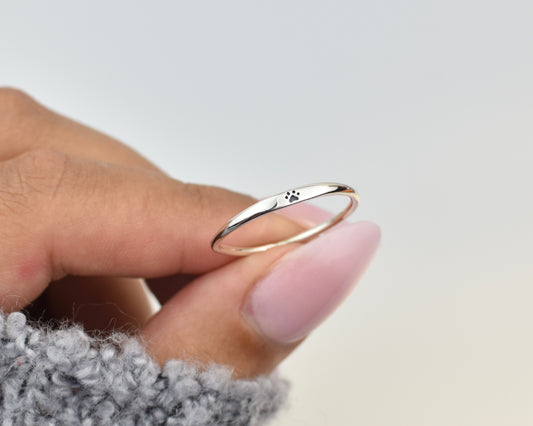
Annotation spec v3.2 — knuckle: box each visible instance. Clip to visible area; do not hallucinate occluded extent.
[0,88,42,146]
[0,87,36,115]
[4,148,69,204]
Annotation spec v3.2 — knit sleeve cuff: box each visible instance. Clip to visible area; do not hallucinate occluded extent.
[0,311,289,425]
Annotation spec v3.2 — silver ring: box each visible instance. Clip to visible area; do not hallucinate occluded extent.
[211,182,359,256]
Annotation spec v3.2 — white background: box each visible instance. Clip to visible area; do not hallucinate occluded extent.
[1,1,532,425]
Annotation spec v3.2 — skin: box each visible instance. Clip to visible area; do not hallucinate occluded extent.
[0,87,306,378]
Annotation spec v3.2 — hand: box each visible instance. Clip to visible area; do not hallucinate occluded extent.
[0,88,381,378]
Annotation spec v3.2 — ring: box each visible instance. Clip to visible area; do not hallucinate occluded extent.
[211,182,359,256]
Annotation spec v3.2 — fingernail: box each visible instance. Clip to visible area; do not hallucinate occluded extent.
[275,203,332,227]
[242,221,381,344]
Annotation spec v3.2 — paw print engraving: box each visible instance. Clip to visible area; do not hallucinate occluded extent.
[285,190,300,203]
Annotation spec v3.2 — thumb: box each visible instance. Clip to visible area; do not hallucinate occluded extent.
[141,220,381,378]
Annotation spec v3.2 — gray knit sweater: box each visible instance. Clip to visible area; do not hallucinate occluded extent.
[0,311,289,425]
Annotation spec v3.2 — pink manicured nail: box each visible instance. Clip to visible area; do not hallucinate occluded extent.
[242,221,381,344]
[275,203,332,227]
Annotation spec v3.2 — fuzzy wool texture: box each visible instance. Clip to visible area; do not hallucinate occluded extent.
[0,311,289,425]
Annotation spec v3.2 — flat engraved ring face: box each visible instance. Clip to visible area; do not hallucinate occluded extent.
[210,183,359,256]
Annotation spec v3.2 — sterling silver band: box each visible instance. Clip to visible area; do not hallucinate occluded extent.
[211,183,359,256]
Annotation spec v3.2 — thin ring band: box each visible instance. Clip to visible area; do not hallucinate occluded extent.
[211,183,359,256]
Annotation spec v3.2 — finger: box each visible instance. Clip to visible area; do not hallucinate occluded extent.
[0,88,162,171]
[141,221,382,378]
[0,87,283,315]
[143,204,332,305]
[0,87,168,326]
[0,148,302,311]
